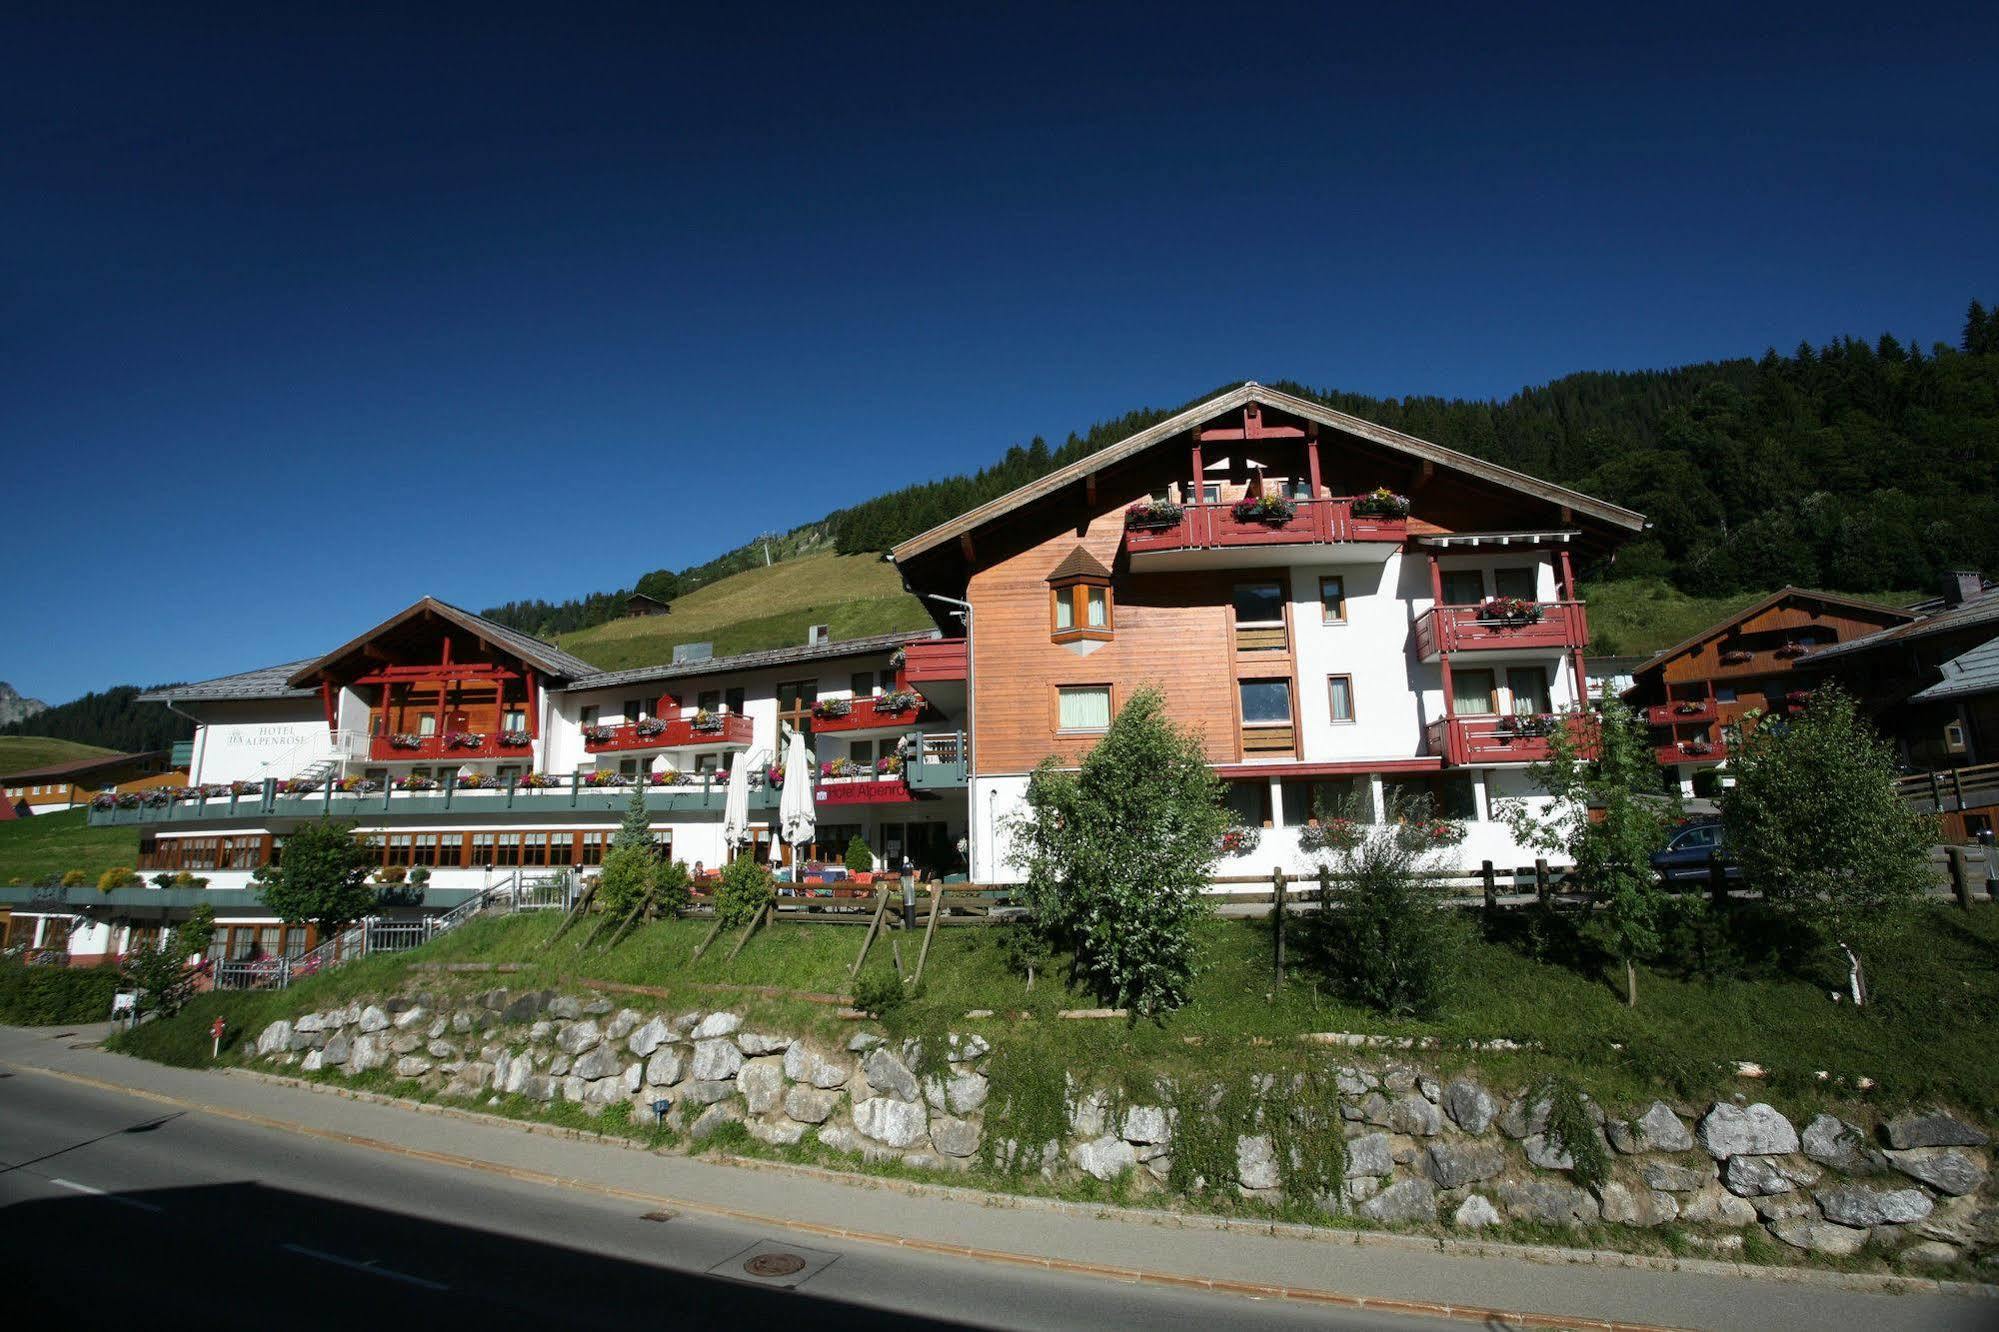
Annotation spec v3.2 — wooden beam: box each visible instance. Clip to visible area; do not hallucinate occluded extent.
[850,888,891,975]
[724,897,771,963]
[912,884,942,984]
[959,533,975,563]
[1085,473,1097,507]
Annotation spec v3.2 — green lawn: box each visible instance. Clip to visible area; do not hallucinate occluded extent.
[0,808,141,885]
[1577,578,1924,659]
[0,735,115,777]
[559,551,933,671]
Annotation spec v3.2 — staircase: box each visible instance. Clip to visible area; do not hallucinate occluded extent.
[291,756,340,786]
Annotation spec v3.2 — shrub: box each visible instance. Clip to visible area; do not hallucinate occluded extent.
[851,967,907,1018]
[0,963,123,1025]
[98,866,140,892]
[1008,688,1226,1016]
[844,835,875,875]
[654,859,693,917]
[1307,790,1466,1017]
[376,865,408,885]
[714,856,772,926]
[60,870,87,888]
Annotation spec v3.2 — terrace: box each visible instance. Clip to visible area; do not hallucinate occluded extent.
[1425,713,1585,766]
[1123,494,1408,562]
[1415,601,1589,659]
[579,712,755,753]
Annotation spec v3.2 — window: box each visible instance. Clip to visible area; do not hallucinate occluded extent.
[1319,576,1346,624]
[1946,721,1968,754]
[523,833,549,866]
[1672,824,1718,852]
[580,705,599,727]
[1232,581,1285,624]
[1226,779,1272,828]
[496,764,521,785]
[412,834,440,866]
[1715,684,1738,703]
[1049,577,1113,643]
[1239,679,1293,726]
[1452,668,1496,716]
[1383,774,1477,820]
[1440,569,1485,606]
[696,689,721,713]
[849,739,875,768]
[1201,482,1221,504]
[692,753,720,774]
[549,834,575,866]
[623,698,643,723]
[282,926,307,958]
[1056,685,1112,732]
[386,834,413,867]
[417,713,437,737]
[1493,567,1538,601]
[495,833,522,867]
[1055,591,1075,630]
[1282,775,1368,826]
[470,834,496,867]
[1328,675,1355,723]
[580,832,605,866]
[618,758,641,777]
[724,686,745,715]
[1507,666,1551,716]
[502,709,526,731]
[850,671,877,698]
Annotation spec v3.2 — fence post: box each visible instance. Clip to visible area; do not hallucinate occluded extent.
[1948,845,1972,911]
[1534,857,1550,905]
[1481,860,1497,915]
[1272,866,1286,984]
[1707,851,1729,908]
[1982,831,1999,902]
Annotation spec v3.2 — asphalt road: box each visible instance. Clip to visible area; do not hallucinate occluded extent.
[0,1067,1438,1330]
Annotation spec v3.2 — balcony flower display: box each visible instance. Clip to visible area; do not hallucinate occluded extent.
[1123,498,1184,530]
[1774,641,1808,659]
[394,775,440,791]
[812,697,853,720]
[443,731,485,750]
[278,778,321,795]
[875,754,905,777]
[821,756,855,778]
[1498,712,1557,738]
[888,647,907,670]
[690,709,723,733]
[874,688,922,715]
[1414,818,1466,848]
[1673,700,1708,716]
[585,770,630,788]
[647,768,694,787]
[1230,493,1295,525]
[633,717,666,737]
[580,723,616,743]
[1217,819,1261,856]
[1351,487,1411,518]
[1679,739,1715,756]
[1297,816,1363,855]
[518,772,559,789]
[500,728,532,746]
[1478,595,1544,624]
[389,733,424,750]
[198,783,235,798]
[334,777,380,794]
[1719,648,1751,665]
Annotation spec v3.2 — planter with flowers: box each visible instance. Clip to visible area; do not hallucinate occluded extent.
[278,778,321,795]
[1774,641,1809,660]
[580,723,617,744]
[1351,487,1411,519]
[519,772,559,789]
[334,776,380,794]
[874,688,922,716]
[821,756,857,779]
[390,733,424,750]
[1498,712,1558,739]
[1673,700,1708,716]
[690,709,723,734]
[454,773,494,790]
[633,717,666,737]
[1217,820,1261,857]
[1478,595,1545,625]
[584,770,630,788]
[812,697,853,721]
[875,754,905,777]
[1719,648,1752,666]
[442,731,486,751]
[395,775,440,792]
[1297,815,1363,855]
[1348,487,1411,538]
[1230,493,1296,526]
[499,728,532,747]
[1123,498,1184,531]
[1679,739,1716,757]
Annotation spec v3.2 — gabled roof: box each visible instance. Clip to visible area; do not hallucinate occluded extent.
[1910,636,1999,703]
[1627,587,1916,682]
[890,382,1645,564]
[1802,593,1999,665]
[0,749,167,784]
[140,661,320,704]
[1046,546,1112,582]
[567,630,937,692]
[284,597,601,687]
[625,591,670,609]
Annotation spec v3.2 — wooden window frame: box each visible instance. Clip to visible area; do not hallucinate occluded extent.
[1451,667,1498,717]
[1053,683,1115,735]
[1049,576,1114,644]
[1327,674,1356,724]
[1319,575,1346,625]
[1238,678,1294,729]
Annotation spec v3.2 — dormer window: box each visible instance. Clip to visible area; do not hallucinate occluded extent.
[1048,546,1114,644]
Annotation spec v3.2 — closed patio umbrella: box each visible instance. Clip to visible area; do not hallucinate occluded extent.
[721,757,751,854]
[779,726,816,853]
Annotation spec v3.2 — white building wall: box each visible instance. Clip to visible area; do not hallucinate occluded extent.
[186,702,328,784]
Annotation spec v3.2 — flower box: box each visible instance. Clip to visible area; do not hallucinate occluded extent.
[580,724,617,743]
[812,698,853,721]
[690,710,723,734]
[1217,822,1261,856]
[633,718,666,737]
[1123,499,1184,530]
[1774,642,1808,659]
[1478,596,1545,624]
[390,733,424,750]
[395,776,439,792]
[1230,494,1295,526]
[874,754,905,776]
[1719,649,1752,666]
[442,731,486,751]
[519,773,559,789]
[1673,701,1708,716]
[1351,487,1411,519]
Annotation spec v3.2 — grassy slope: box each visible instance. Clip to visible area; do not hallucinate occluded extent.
[120,901,1999,1121]
[1578,578,1926,659]
[0,808,140,884]
[0,735,116,776]
[557,551,933,671]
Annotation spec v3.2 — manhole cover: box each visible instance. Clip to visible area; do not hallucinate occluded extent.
[744,1253,807,1278]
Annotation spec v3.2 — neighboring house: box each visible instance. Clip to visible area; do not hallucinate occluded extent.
[1586,655,1646,702]
[889,381,1644,883]
[624,592,670,618]
[1797,572,1999,840]
[1621,588,1917,795]
[0,750,184,813]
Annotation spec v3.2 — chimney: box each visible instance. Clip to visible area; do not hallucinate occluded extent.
[1942,571,1984,608]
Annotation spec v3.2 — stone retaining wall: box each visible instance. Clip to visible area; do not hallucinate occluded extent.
[251,988,1995,1273]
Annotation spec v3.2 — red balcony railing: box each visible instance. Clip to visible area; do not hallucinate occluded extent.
[1655,737,1728,767]
[1426,714,1588,766]
[1646,699,1717,727]
[809,694,929,735]
[370,733,533,762]
[900,637,967,683]
[580,713,754,753]
[1415,602,1588,658]
[1123,497,1408,556]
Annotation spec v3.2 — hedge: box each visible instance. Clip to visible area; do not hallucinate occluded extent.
[0,962,123,1025]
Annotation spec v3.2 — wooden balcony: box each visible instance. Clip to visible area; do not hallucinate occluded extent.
[580,713,754,753]
[1415,602,1588,659]
[370,733,533,763]
[1124,497,1408,558]
[1655,737,1728,767]
[808,693,928,734]
[1426,714,1584,766]
[900,638,967,683]
[1646,699,1717,727]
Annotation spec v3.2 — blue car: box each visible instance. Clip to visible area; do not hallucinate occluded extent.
[1650,820,1740,883]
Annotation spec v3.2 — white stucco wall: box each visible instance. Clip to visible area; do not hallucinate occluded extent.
[187,701,329,784]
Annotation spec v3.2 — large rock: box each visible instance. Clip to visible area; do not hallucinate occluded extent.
[679,1079,737,1106]
[1886,1148,1987,1197]
[737,1031,790,1056]
[690,1039,744,1082]
[784,1086,842,1125]
[930,1115,980,1158]
[690,1102,741,1142]
[519,1074,556,1103]
[1495,1180,1599,1225]
[645,1047,686,1087]
[1443,1079,1497,1134]
[393,1005,428,1030]
[501,992,544,1023]
[627,1017,673,1057]
[1523,1133,1575,1171]
[1498,1093,1551,1139]
[256,1020,294,1057]
[547,995,582,1020]
[923,1072,990,1117]
[623,1061,642,1095]
[393,1055,433,1078]
[389,1032,422,1056]
[1120,1104,1171,1145]
[746,1119,807,1147]
[1453,1194,1501,1229]
[1801,1113,1879,1173]
[357,1005,390,1034]
[1598,1182,1678,1227]
[555,1020,602,1055]
[1427,1141,1506,1189]
[1697,1103,1797,1159]
[1724,1155,1808,1197]
[1644,1161,1712,1193]
[573,1045,624,1082]
[1883,1110,1989,1151]
[425,1039,459,1060]
[1359,1178,1435,1223]
[1236,1134,1280,1191]
[348,1033,388,1073]
[1816,1185,1934,1227]
[1770,1218,1869,1256]
[738,1059,786,1114]
[299,1049,324,1072]
[783,1045,850,1090]
[604,1008,640,1042]
[295,1013,326,1034]
[862,1047,920,1102]
[1680,1185,1757,1227]
[1345,1132,1394,1179]
[548,1054,572,1078]
[853,1097,928,1148]
[1609,1101,1694,1155]
[1386,1092,1442,1137]
[945,1033,990,1062]
[691,1012,742,1040]
[1900,1240,1964,1268]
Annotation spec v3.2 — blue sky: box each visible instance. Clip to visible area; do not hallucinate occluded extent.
[5,2,1995,704]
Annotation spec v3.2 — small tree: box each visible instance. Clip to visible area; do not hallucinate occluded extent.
[124,904,217,1019]
[252,819,377,938]
[1721,687,1935,1004]
[714,856,772,926]
[1008,687,1226,1016]
[1506,702,1679,1006]
[587,787,660,945]
[1309,790,1465,1017]
[843,835,875,876]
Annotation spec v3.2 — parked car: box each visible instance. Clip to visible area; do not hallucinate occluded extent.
[1650,820,1741,883]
